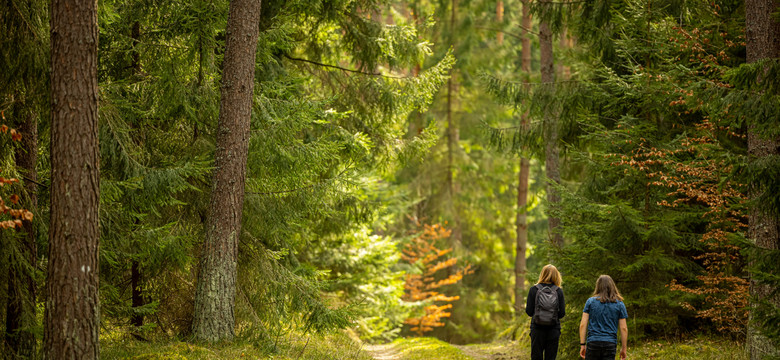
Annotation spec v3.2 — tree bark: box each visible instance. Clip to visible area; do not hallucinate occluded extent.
[539,0,563,248]
[45,0,100,357]
[746,0,780,357]
[514,0,533,316]
[6,108,38,359]
[192,0,262,343]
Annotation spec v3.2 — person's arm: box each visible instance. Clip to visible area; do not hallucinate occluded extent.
[619,318,628,360]
[579,312,589,359]
[526,286,536,317]
[558,288,566,319]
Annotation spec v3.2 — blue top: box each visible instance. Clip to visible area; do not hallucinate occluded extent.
[583,296,628,344]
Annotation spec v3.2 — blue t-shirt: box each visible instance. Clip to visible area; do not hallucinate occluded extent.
[583,296,628,344]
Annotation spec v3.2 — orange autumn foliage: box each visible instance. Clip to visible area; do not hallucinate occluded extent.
[401,223,472,336]
[0,111,34,230]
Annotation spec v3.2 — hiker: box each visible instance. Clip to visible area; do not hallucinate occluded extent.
[579,275,628,360]
[526,264,566,360]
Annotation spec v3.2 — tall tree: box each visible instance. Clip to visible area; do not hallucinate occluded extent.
[514,0,532,316]
[192,0,262,342]
[45,0,100,357]
[538,0,562,248]
[746,0,780,357]
[446,0,461,246]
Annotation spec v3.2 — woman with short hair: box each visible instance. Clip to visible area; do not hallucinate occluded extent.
[526,264,566,360]
[579,275,628,360]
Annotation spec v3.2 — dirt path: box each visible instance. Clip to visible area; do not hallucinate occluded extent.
[456,341,528,360]
[364,343,402,360]
[364,341,527,360]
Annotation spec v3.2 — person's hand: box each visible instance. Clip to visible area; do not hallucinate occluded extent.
[580,345,586,358]
[620,346,627,359]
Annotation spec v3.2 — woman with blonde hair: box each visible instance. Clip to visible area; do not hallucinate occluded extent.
[525,264,566,360]
[579,275,628,360]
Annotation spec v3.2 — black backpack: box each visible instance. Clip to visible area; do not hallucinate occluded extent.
[533,284,559,326]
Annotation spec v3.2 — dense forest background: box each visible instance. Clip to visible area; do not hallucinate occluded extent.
[1,0,779,359]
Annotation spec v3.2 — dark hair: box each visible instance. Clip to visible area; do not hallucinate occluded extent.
[593,275,623,303]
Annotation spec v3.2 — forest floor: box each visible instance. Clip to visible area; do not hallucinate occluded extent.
[101,332,747,359]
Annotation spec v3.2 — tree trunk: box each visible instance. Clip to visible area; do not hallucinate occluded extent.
[515,157,530,315]
[6,108,38,359]
[746,0,780,357]
[192,0,262,343]
[447,0,461,246]
[129,21,147,332]
[496,1,504,45]
[131,260,144,328]
[539,0,563,248]
[514,0,533,316]
[45,0,100,357]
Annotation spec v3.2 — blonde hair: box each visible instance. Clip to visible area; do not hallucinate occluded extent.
[593,275,623,303]
[536,264,562,287]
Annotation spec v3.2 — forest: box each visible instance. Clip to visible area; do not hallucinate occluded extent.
[0,0,779,359]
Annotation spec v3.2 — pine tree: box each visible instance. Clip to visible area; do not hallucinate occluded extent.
[514,0,533,315]
[192,0,263,342]
[45,0,100,357]
[538,0,563,249]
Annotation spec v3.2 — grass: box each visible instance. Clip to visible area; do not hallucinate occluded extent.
[628,337,747,360]
[101,331,373,360]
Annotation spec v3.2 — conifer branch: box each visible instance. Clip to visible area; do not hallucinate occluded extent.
[248,167,352,196]
[283,54,409,79]
[473,26,537,39]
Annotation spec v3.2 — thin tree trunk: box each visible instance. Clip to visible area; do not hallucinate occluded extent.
[558,29,571,79]
[192,0,262,343]
[746,0,780,357]
[6,108,38,358]
[131,260,144,328]
[447,0,461,246]
[514,0,533,316]
[496,1,504,45]
[45,0,100,357]
[515,157,530,314]
[129,21,148,332]
[539,0,563,248]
